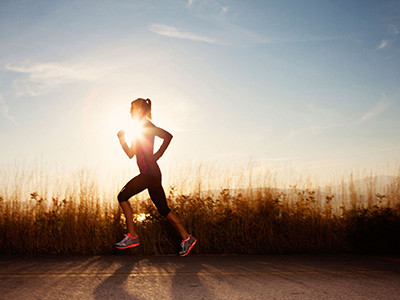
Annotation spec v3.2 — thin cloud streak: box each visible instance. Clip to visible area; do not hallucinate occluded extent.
[4,61,115,96]
[388,24,399,36]
[361,98,388,121]
[221,6,229,15]
[149,24,216,44]
[287,95,391,140]
[0,94,19,126]
[378,39,389,49]
[286,124,341,140]
[6,62,99,81]
[184,0,350,46]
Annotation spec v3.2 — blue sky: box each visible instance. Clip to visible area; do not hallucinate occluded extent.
[1,0,400,185]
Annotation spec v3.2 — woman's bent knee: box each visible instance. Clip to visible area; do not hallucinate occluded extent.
[159,207,171,218]
[117,193,127,203]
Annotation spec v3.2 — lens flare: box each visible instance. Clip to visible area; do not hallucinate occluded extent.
[135,213,149,222]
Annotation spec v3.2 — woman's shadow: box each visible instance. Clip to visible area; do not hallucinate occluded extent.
[170,259,216,300]
[93,255,142,300]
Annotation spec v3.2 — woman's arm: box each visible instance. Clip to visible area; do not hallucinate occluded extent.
[152,127,173,162]
[117,130,136,159]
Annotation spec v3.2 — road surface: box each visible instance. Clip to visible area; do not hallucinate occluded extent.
[0,254,399,299]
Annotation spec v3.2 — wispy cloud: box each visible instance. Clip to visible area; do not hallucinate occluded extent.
[307,103,331,114]
[4,61,114,96]
[221,6,229,15]
[361,98,388,121]
[184,0,347,46]
[287,124,338,140]
[378,39,389,50]
[388,24,399,37]
[6,62,102,81]
[0,94,19,126]
[149,23,215,44]
[187,0,228,16]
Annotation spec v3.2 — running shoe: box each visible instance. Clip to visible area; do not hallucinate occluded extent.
[179,235,197,256]
[115,233,140,249]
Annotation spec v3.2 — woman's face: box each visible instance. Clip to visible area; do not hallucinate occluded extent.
[130,104,145,120]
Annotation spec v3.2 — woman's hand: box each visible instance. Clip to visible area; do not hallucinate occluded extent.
[151,127,173,162]
[117,130,126,143]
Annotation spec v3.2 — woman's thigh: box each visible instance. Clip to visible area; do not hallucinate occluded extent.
[117,174,148,202]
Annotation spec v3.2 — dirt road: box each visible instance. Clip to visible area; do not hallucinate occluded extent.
[0,254,399,299]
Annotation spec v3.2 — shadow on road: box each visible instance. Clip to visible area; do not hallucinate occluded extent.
[93,256,142,300]
[171,259,216,299]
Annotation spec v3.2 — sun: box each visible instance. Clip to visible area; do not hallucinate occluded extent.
[94,107,138,161]
[129,119,144,141]
[103,108,145,143]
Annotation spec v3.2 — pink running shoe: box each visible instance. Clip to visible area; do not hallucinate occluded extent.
[115,233,140,249]
[179,235,197,256]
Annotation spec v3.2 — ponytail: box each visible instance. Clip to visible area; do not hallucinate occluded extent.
[145,98,152,120]
[131,98,152,120]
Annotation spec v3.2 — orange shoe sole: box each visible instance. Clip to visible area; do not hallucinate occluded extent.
[180,238,197,257]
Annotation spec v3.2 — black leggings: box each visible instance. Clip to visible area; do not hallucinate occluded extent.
[117,173,171,217]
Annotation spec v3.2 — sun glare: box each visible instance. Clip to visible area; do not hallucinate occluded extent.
[102,108,145,145]
[129,119,144,141]
[95,107,135,164]
[135,213,149,222]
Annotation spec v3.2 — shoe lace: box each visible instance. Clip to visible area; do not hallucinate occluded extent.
[120,234,131,244]
[181,239,190,252]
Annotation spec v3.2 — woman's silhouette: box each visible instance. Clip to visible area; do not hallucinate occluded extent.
[116,98,196,256]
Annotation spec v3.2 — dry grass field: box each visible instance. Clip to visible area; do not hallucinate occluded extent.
[0,162,399,255]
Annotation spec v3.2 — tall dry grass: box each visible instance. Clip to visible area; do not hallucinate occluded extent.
[0,162,399,255]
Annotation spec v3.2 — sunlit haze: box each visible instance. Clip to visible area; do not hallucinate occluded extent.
[1,0,400,188]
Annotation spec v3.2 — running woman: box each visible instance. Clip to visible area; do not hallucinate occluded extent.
[115,98,196,256]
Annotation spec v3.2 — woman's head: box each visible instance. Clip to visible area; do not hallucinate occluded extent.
[130,98,152,120]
